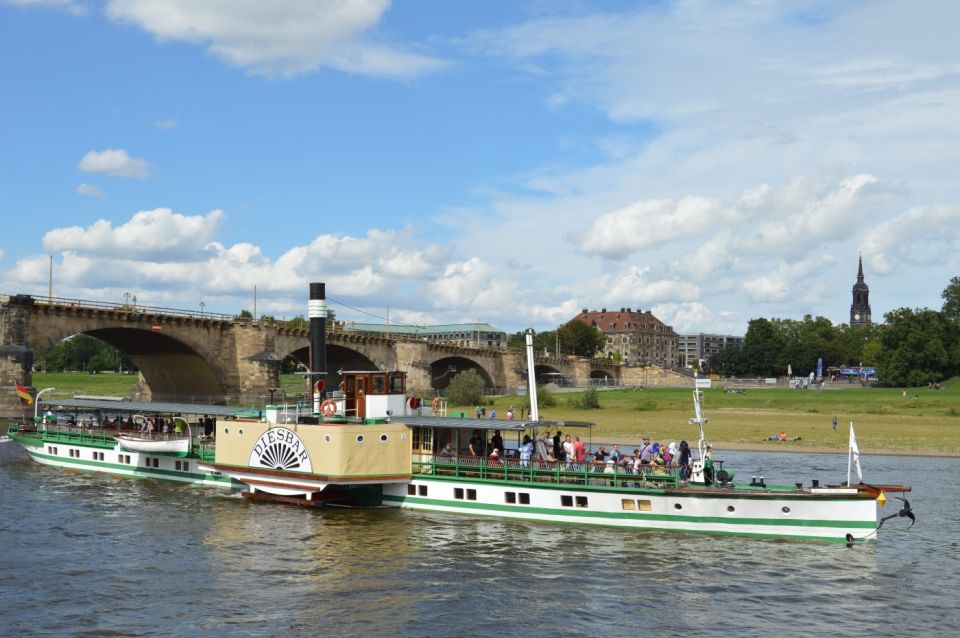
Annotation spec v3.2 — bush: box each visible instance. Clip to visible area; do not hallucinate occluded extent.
[447,369,485,406]
[517,384,558,411]
[570,387,601,409]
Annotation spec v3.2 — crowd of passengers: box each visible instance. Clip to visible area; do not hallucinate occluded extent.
[438,428,695,483]
[51,412,217,438]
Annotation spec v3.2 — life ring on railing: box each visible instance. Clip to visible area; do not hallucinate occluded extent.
[408,396,420,409]
[321,399,337,417]
[431,396,441,413]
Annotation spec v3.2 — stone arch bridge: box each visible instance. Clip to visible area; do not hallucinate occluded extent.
[0,294,681,410]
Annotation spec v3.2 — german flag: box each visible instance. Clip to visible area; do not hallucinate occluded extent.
[15,383,33,405]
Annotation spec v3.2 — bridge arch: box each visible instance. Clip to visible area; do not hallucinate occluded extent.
[430,355,494,391]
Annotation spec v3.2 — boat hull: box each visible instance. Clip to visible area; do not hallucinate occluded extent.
[382,477,879,543]
[11,433,241,489]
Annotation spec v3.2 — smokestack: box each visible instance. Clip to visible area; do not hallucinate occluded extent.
[309,282,328,385]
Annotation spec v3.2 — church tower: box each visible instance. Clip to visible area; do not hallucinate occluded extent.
[850,254,872,327]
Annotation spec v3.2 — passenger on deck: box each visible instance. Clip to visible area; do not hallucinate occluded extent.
[439,442,454,457]
[468,429,485,456]
[639,436,654,465]
[678,441,692,485]
[573,436,587,468]
[519,435,533,467]
[488,448,502,466]
[490,430,504,455]
[553,431,563,460]
[562,435,573,467]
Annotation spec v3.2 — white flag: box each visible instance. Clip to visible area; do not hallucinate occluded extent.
[848,421,862,485]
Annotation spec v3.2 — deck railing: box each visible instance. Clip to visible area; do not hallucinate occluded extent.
[413,453,681,489]
[8,422,216,459]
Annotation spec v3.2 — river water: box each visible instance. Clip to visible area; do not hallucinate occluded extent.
[1,442,956,638]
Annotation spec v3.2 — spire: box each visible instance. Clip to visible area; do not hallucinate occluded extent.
[857,251,864,283]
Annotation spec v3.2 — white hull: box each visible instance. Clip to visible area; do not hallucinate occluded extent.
[382,478,878,542]
[19,439,239,489]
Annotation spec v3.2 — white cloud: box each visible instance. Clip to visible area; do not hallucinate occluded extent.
[75,183,105,197]
[4,0,87,15]
[154,118,177,129]
[42,208,224,260]
[77,149,149,179]
[106,0,447,79]
[863,204,960,275]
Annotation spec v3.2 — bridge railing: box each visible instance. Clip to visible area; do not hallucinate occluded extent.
[15,294,238,322]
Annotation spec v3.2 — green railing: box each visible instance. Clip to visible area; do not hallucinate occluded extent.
[412,454,681,489]
[7,422,218,460]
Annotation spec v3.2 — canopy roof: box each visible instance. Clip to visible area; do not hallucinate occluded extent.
[398,416,593,431]
[38,398,248,418]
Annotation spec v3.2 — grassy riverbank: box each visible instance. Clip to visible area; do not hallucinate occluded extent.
[27,372,959,456]
[460,383,960,456]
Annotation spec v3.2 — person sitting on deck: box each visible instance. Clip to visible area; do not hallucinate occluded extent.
[438,442,454,457]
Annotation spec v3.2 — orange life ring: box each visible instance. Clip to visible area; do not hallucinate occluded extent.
[431,396,441,412]
[321,399,337,417]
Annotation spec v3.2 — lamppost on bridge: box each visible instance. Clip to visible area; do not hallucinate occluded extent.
[123,292,130,307]
[200,301,205,315]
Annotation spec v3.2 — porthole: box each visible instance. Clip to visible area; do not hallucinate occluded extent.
[379,433,389,443]
[324,434,332,443]
[782,506,791,514]
[223,428,229,435]
[674,503,683,510]
[727,505,735,512]
[238,429,243,436]
[356,435,365,444]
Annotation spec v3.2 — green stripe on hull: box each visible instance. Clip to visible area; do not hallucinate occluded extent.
[25,450,241,487]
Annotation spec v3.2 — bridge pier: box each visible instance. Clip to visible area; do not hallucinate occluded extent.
[0,295,35,413]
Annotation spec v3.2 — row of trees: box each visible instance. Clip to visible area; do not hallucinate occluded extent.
[713,278,960,386]
[36,334,137,374]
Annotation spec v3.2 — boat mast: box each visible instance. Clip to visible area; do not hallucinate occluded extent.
[525,330,539,422]
[689,389,709,460]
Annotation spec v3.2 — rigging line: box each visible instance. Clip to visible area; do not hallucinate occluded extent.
[325,295,423,329]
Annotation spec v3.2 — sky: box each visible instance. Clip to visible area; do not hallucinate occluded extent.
[2,0,958,336]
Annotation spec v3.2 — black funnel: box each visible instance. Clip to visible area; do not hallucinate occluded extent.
[309,282,328,385]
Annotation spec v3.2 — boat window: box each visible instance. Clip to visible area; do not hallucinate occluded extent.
[637,500,652,512]
[411,427,421,449]
[421,428,433,451]
[466,489,477,501]
[345,376,356,396]
[407,484,416,496]
[561,495,574,507]
[418,485,427,496]
[389,373,405,394]
[372,375,386,394]
[622,499,636,511]
[505,492,517,504]
[454,488,464,500]
[727,506,735,513]
[519,493,530,505]
[575,496,588,508]
[379,434,388,443]
[674,503,683,510]
[782,506,791,514]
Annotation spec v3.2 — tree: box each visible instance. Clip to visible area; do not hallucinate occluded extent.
[446,369,485,406]
[570,387,600,409]
[942,276,960,323]
[740,318,786,376]
[558,321,606,358]
[875,308,955,386]
[36,334,136,373]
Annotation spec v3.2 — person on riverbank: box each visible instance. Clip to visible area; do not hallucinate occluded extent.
[832,415,838,431]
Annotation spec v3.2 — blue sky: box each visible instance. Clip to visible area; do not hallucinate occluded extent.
[2,0,958,335]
